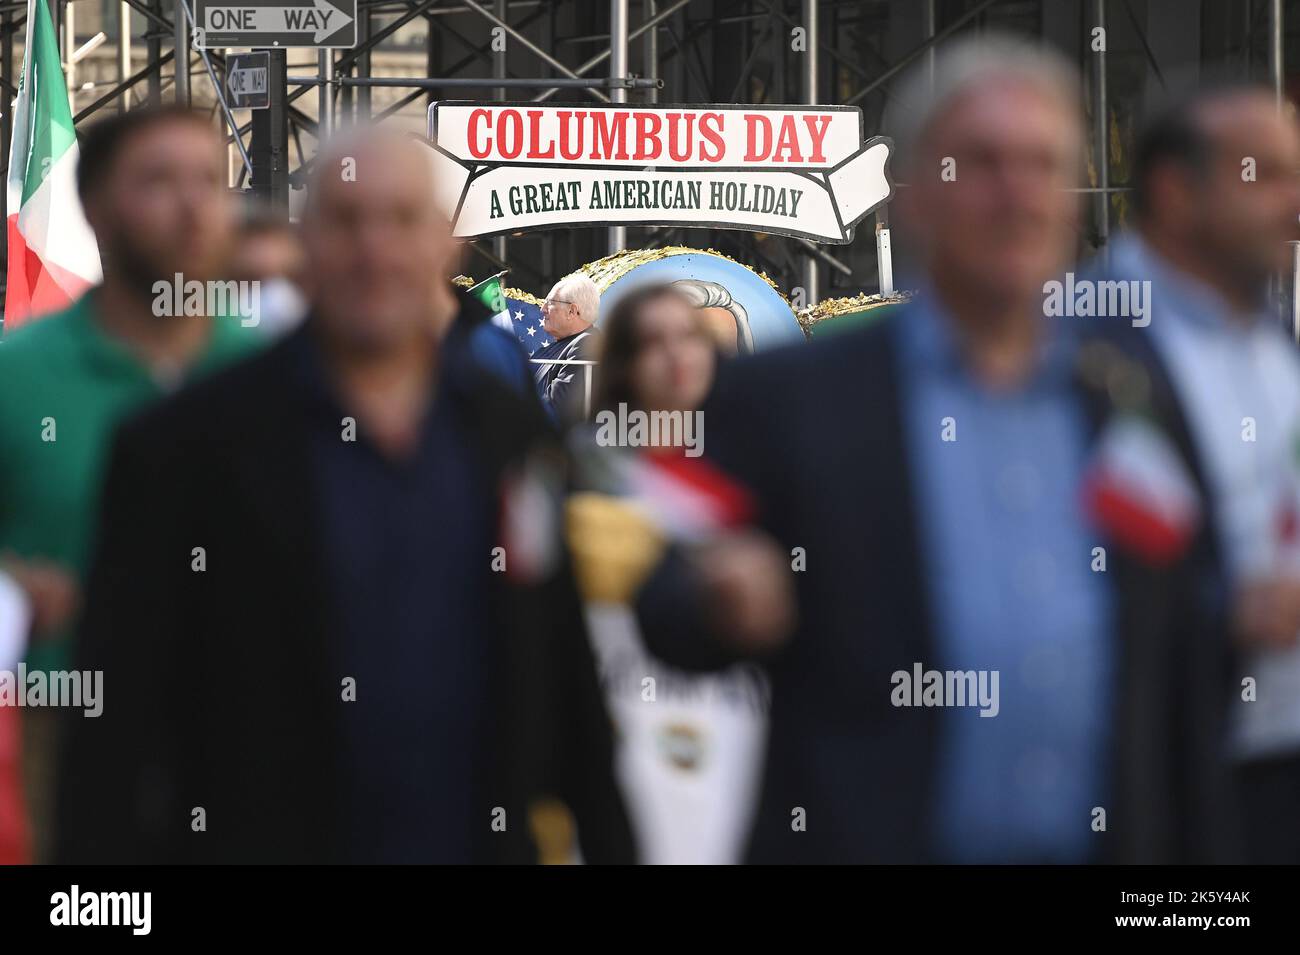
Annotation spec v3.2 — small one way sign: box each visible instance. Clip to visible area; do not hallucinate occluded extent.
[193,0,357,49]
[226,52,270,108]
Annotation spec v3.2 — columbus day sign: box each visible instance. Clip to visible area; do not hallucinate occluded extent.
[424,103,893,244]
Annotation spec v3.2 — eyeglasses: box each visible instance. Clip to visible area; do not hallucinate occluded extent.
[543,298,573,309]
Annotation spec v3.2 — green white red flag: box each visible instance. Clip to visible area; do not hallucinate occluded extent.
[466,271,515,333]
[4,0,101,331]
[1083,414,1202,566]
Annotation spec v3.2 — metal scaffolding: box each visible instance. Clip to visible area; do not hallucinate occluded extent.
[0,0,1292,303]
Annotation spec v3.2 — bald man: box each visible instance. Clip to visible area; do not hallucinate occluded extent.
[1103,85,1300,863]
[56,129,633,864]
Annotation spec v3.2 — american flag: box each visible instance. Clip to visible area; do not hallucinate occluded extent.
[503,295,552,356]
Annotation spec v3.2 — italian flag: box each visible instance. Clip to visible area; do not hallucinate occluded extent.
[1082,414,1201,566]
[4,0,101,332]
[626,450,756,541]
[467,270,515,333]
[0,571,30,863]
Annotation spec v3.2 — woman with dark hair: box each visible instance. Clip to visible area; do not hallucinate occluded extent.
[570,282,770,865]
[592,283,718,421]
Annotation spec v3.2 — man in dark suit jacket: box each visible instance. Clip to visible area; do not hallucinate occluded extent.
[636,35,1239,864]
[55,130,632,864]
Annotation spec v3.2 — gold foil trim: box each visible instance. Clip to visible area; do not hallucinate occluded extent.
[575,245,784,291]
[504,286,544,306]
[452,274,544,307]
[798,290,912,329]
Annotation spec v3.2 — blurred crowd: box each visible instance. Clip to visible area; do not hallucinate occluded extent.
[2,32,1300,864]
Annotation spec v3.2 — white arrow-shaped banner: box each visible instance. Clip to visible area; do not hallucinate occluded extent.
[204,0,352,43]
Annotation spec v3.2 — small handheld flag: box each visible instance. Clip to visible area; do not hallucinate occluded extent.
[1083,414,1201,566]
[466,271,514,335]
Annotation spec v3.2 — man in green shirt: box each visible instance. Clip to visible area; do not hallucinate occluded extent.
[0,106,259,860]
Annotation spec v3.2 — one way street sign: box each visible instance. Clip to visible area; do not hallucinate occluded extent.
[226,51,270,108]
[193,0,357,49]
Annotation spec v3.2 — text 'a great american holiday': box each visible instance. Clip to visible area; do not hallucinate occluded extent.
[422,103,894,244]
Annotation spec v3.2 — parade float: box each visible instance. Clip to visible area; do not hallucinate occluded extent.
[458,252,910,357]
[434,99,904,353]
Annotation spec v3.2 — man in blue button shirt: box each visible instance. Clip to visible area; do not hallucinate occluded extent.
[637,34,1235,863]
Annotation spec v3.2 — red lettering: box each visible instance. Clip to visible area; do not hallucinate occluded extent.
[744,114,772,162]
[666,113,694,163]
[525,110,556,159]
[467,108,492,159]
[699,112,725,162]
[633,112,663,161]
[590,110,630,160]
[557,110,586,161]
[803,114,832,164]
[497,109,524,160]
[772,116,802,163]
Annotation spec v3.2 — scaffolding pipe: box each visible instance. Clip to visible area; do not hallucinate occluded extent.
[173,0,188,104]
[794,237,851,277]
[119,1,131,112]
[288,75,660,89]
[532,0,691,102]
[357,3,370,118]
[802,0,818,304]
[844,0,998,106]
[924,0,935,92]
[1093,0,1109,265]
[72,48,174,122]
[608,0,628,254]
[318,49,331,141]
[493,0,507,101]
[147,0,161,102]
[1272,0,1298,341]
[644,0,657,104]
[1271,0,1284,110]
[333,0,440,74]
[458,0,609,101]
[63,2,74,112]
[177,0,252,177]
[120,0,169,32]
[876,211,894,295]
[493,0,507,263]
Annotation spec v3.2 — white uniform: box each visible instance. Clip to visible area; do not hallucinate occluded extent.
[586,603,768,864]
